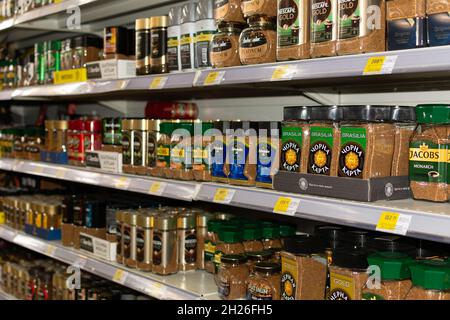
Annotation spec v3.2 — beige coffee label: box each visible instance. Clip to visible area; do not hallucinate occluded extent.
[281,255,299,300]
[329,271,355,300]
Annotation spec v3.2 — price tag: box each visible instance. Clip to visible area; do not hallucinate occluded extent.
[213,188,235,204]
[149,182,167,196]
[114,177,130,190]
[112,269,128,285]
[45,245,57,257]
[33,166,44,174]
[376,212,412,236]
[271,65,297,81]
[363,56,398,75]
[203,71,225,86]
[116,80,129,90]
[53,68,87,84]
[55,169,66,179]
[273,197,300,216]
[149,76,168,89]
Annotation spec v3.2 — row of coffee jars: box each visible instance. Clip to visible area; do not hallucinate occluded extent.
[115,207,211,276]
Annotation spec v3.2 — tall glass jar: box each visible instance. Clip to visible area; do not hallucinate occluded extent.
[246,262,281,300]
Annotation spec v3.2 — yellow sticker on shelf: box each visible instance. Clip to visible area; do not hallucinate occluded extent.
[213,188,235,204]
[34,166,44,174]
[273,197,300,216]
[376,211,412,236]
[149,182,166,195]
[55,169,66,179]
[203,71,225,86]
[363,56,397,75]
[0,211,5,224]
[112,269,128,284]
[46,245,56,256]
[271,65,296,81]
[53,68,87,85]
[115,177,129,189]
[149,76,167,89]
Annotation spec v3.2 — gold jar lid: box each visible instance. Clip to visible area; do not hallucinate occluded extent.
[177,212,196,229]
[53,120,69,130]
[136,18,151,30]
[150,16,168,28]
[45,204,60,216]
[137,213,154,228]
[115,210,127,222]
[146,119,159,132]
[45,120,55,130]
[154,214,177,231]
[215,212,235,220]
[196,212,213,228]
[124,211,138,226]
[121,119,135,131]
[132,118,149,131]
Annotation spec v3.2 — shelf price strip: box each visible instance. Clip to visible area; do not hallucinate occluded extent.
[148,182,167,196]
[271,65,297,81]
[212,188,235,204]
[149,76,168,89]
[363,55,398,75]
[203,71,225,86]
[273,197,300,216]
[376,211,412,236]
[114,177,130,190]
[112,269,128,285]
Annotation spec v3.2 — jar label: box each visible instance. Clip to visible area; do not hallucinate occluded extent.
[133,132,144,166]
[228,139,250,181]
[180,31,194,69]
[362,292,385,300]
[256,140,277,184]
[148,134,157,167]
[151,29,167,60]
[122,133,132,165]
[328,271,355,300]
[123,225,131,259]
[281,255,298,300]
[387,18,425,51]
[308,126,333,175]
[170,143,192,169]
[136,31,151,61]
[136,227,145,263]
[215,0,230,19]
[247,282,273,300]
[153,233,163,266]
[311,0,335,43]
[193,144,212,171]
[240,31,269,59]
[185,232,197,263]
[214,250,224,273]
[167,27,180,71]
[278,0,306,46]
[337,0,360,39]
[281,126,302,172]
[204,240,216,262]
[428,13,450,47]
[212,139,227,178]
[409,141,448,184]
[157,143,171,168]
[195,30,215,68]
[338,127,366,178]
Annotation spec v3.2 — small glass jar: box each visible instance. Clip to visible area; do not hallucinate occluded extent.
[177,212,197,271]
[247,262,281,300]
[61,38,72,71]
[239,15,276,65]
[115,210,126,265]
[196,211,213,270]
[246,250,273,273]
[405,260,450,300]
[45,120,54,152]
[150,16,169,74]
[214,0,245,23]
[261,223,282,251]
[121,119,135,174]
[146,119,159,175]
[242,225,264,253]
[123,211,138,268]
[214,227,245,273]
[170,121,194,181]
[210,22,244,68]
[152,121,173,177]
[42,203,61,231]
[67,120,84,166]
[102,118,122,152]
[135,18,152,75]
[132,119,148,175]
[46,40,61,85]
[390,106,416,177]
[152,213,178,275]
[204,219,222,273]
[136,213,156,272]
[53,120,69,153]
[84,119,102,155]
[216,254,249,300]
[192,121,215,181]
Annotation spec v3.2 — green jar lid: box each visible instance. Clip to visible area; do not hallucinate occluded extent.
[280,224,296,237]
[409,260,450,290]
[206,219,222,233]
[243,227,262,241]
[48,40,62,51]
[178,122,194,135]
[415,105,450,124]
[367,252,414,280]
[218,227,242,243]
[262,225,281,239]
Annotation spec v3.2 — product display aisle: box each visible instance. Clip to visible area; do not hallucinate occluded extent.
[0,0,449,304]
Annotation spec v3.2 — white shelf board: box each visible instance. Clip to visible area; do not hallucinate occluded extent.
[0,225,219,300]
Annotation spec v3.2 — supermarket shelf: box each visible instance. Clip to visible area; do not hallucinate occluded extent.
[0,288,17,300]
[0,158,198,201]
[4,46,450,100]
[1,158,450,244]
[0,225,219,300]
[196,183,450,244]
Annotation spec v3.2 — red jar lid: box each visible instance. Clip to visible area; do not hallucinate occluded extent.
[84,120,101,132]
[69,120,84,131]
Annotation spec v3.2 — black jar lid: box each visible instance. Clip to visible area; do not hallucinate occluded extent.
[332,247,369,269]
[342,105,392,122]
[283,106,312,121]
[213,120,231,132]
[246,250,273,261]
[221,254,248,264]
[343,230,372,249]
[218,21,246,31]
[71,35,103,49]
[370,235,417,256]
[254,262,281,273]
[310,105,344,121]
[283,234,311,251]
[390,106,416,123]
[316,225,344,249]
[284,238,324,256]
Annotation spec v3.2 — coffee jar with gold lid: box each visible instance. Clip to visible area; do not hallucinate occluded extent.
[136,18,152,75]
[121,119,135,174]
[177,212,197,271]
[123,210,138,268]
[146,119,159,173]
[136,213,155,271]
[210,22,245,68]
[239,15,276,65]
[53,120,69,153]
[152,213,178,275]
[150,16,169,74]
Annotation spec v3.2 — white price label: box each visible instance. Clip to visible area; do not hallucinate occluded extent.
[46,245,57,256]
[376,212,412,236]
[149,182,167,196]
[112,269,128,285]
[55,169,66,179]
[273,197,300,216]
[363,55,398,75]
[212,188,235,204]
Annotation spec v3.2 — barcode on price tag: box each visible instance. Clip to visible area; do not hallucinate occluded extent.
[363,56,398,75]
[271,65,297,81]
[376,212,412,236]
[273,197,300,216]
[149,76,168,89]
[149,182,167,195]
[213,188,235,204]
[112,269,128,285]
[203,71,225,86]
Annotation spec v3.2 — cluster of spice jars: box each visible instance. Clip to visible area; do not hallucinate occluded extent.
[115,207,212,275]
[67,119,102,166]
[0,194,63,236]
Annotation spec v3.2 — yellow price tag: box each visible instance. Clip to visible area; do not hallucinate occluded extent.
[364,56,386,74]
[376,212,400,231]
[46,245,56,256]
[203,71,224,86]
[149,77,167,89]
[112,269,127,284]
[274,197,292,213]
[34,166,44,174]
[0,211,5,224]
[53,68,87,85]
[115,177,129,189]
[213,188,235,204]
[55,169,65,179]
[271,65,295,81]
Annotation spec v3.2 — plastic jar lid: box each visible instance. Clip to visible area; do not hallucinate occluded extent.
[283,106,312,121]
[342,105,392,122]
[409,260,450,290]
[310,105,344,121]
[390,106,416,123]
[367,251,414,280]
[415,104,450,124]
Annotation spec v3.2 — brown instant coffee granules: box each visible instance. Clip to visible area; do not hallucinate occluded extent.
[217,254,249,300]
[239,15,277,65]
[247,262,281,300]
[211,23,244,68]
[277,0,311,60]
[242,226,264,253]
[409,104,449,202]
[390,106,416,176]
[387,0,426,19]
[336,0,386,56]
[427,0,450,14]
[310,0,338,58]
[215,0,246,23]
[405,260,450,300]
[241,0,277,18]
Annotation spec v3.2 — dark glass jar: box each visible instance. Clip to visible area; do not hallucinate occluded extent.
[150,16,169,74]
[135,18,151,75]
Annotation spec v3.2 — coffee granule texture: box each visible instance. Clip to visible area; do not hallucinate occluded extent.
[336,0,386,56]
[426,0,450,14]
[243,239,264,252]
[246,263,281,300]
[363,279,412,300]
[390,106,416,176]
[310,0,338,58]
[215,0,246,23]
[241,0,277,18]
[217,254,249,300]
[211,23,244,68]
[387,0,426,19]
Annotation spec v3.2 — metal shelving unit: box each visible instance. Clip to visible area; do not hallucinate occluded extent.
[0,225,219,300]
[0,288,17,300]
[0,158,449,244]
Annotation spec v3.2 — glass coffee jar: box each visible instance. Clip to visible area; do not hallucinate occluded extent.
[246,262,281,300]
[239,15,276,65]
[210,22,245,68]
[217,254,249,300]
